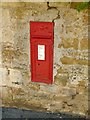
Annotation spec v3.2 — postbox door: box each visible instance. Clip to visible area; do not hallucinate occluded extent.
[30,21,54,84]
[31,39,53,84]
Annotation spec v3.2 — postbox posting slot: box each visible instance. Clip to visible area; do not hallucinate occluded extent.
[31,35,52,39]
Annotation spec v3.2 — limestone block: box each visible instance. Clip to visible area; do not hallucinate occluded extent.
[67,98,88,115]
[0,87,2,99]
[54,73,68,86]
[60,56,88,65]
[0,2,26,8]
[61,87,77,96]
[2,49,16,61]
[60,57,76,65]
[58,38,79,50]
[2,87,13,101]
[60,8,78,25]
[25,100,42,110]
[27,83,40,91]
[75,94,88,101]
[49,101,63,112]
[49,2,70,8]
[40,84,59,94]
[76,86,86,94]
[0,45,2,66]
[0,67,8,86]
[34,9,58,22]
[73,50,88,60]
[80,39,88,50]
[2,9,15,44]
[78,80,87,87]
[83,14,88,25]
[11,87,28,101]
[54,95,72,102]
[68,73,85,85]
[7,68,23,87]
[77,59,88,65]
[0,67,23,87]
[33,92,48,99]
[65,65,88,76]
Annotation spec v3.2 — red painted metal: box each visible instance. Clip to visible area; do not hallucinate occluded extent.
[30,21,54,84]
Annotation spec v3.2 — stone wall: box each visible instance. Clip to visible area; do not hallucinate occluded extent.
[0,2,88,116]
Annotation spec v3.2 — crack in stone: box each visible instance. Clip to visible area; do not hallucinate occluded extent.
[52,10,60,22]
[47,2,60,22]
[47,2,57,10]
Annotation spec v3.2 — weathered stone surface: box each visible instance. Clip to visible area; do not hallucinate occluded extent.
[80,39,88,50]
[66,99,88,115]
[49,2,70,8]
[58,38,79,50]
[60,87,77,96]
[2,87,13,102]
[27,82,40,91]
[0,2,88,116]
[60,56,88,65]
[83,14,88,25]
[49,101,63,112]
[78,80,86,87]
[57,67,68,74]
[7,68,23,86]
[61,57,76,65]
[77,59,88,65]
[54,73,68,86]
[0,68,8,86]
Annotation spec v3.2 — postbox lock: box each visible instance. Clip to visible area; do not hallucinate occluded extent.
[38,63,40,65]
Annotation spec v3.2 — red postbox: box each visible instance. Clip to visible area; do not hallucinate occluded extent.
[30,21,54,84]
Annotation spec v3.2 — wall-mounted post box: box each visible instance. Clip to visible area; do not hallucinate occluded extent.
[30,21,54,84]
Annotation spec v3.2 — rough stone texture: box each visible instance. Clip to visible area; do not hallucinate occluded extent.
[0,2,88,116]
